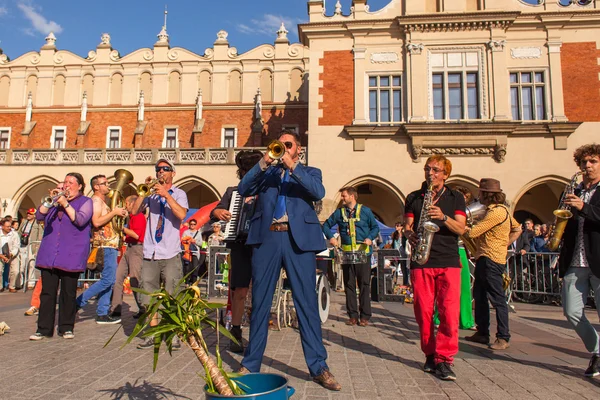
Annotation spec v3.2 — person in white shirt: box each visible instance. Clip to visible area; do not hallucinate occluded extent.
[0,217,21,292]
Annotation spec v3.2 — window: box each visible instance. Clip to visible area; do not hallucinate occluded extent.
[106,127,121,149]
[368,75,402,123]
[163,128,178,148]
[432,72,479,120]
[0,128,10,149]
[510,72,547,121]
[51,127,66,149]
[221,128,237,148]
[282,125,299,135]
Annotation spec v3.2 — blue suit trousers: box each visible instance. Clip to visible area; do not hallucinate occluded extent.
[241,229,329,377]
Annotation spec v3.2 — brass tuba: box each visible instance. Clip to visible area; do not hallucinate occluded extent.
[266,140,285,160]
[108,169,134,234]
[460,201,488,255]
[547,171,582,251]
[411,181,440,265]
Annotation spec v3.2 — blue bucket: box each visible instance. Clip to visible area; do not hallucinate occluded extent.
[204,373,295,399]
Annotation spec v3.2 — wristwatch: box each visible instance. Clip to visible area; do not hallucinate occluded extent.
[64,203,71,209]
[443,215,448,222]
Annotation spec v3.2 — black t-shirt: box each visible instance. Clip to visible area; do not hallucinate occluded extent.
[405,183,466,268]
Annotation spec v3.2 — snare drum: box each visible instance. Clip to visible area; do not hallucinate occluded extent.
[338,250,368,265]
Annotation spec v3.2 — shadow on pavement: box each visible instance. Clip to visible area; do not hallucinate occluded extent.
[98,378,191,399]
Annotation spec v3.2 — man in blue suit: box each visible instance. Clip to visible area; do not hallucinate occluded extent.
[237,130,341,391]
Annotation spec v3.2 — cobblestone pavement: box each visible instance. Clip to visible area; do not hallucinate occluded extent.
[0,289,599,399]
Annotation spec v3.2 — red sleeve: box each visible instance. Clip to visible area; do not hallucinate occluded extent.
[454,192,467,218]
[128,213,147,243]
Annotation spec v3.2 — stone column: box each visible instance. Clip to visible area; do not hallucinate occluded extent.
[406,40,427,122]
[488,33,511,121]
[546,33,568,122]
[352,47,367,124]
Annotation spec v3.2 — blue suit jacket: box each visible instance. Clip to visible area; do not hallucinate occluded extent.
[238,161,327,253]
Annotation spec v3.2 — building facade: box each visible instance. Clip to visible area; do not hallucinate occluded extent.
[0,0,599,227]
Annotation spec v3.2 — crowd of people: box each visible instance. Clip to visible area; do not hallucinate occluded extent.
[3,133,599,388]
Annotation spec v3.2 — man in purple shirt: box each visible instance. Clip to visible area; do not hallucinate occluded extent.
[132,159,188,350]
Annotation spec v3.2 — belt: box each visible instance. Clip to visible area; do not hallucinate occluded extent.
[127,243,142,247]
[270,222,289,232]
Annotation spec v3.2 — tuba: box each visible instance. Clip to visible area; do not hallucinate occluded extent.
[266,140,285,160]
[460,201,488,256]
[108,169,134,235]
[411,181,440,265]
[547,171,582,251]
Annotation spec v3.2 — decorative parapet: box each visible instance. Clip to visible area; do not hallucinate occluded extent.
[398,12,518,33]
[0,148,307,165]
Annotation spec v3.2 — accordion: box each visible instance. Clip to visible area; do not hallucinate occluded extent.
[223,190,255,242]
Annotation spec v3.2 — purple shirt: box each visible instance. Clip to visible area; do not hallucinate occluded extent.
[35,194,93,273]
[141,186,188,260]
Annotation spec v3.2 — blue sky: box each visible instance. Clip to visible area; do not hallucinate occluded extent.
[0,0,392,60]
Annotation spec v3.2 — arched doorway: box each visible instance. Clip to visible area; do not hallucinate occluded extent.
[446,175,480,202]
[12,176,60,222]
[512,176,567,225]
[333,176,405,227]
[176,177,220,209]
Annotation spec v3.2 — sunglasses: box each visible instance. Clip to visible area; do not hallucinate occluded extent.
[155,166,173,172]
[189,223,196,226]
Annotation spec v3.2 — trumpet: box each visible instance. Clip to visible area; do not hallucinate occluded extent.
[547,171,582,251]
[137,179,163,198]
[266,140,285,160]
[42,190,68,208]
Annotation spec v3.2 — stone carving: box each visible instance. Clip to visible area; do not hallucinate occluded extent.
[100,33,111,46]
[405,21,512,33]
[494,144,507,163]
[53,53,64,64]
[487,40,506,52]
[0,153,6,163]
[255,88,263,120]
[25,92,33,122]
[45,32,57,47]
[196,89,203,121]
[216,30,229,42]
[288,45,301,57]
[370,52,399,63]
[13,151,30,164]
[61,151,79,163]
[209,149,228,163]
[157,8,169,44]
[158,151,177,162]
[87,50,97,61]
[138,91,145,122]
[167,49,179,60]
[30,54,40,65]
[406,43,424,55]
[33,152,59,163]
[334,0,342,15]
[180,150,207,163]
[204,48,214,58]
[410,145,506,163]
[263,47,275,58]
[0,53,7,65]
[134,151,153,163]
[143,51,154,61]
[109,50,120,62]
[510,47,541,59]
[81,91,88,122]
[547,41,562,54]
[106,151,131,163]
[277,23,289,41]
[85,152,103,163]
[228,47,238,59]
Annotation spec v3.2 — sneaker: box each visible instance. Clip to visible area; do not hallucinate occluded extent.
[313,370,342,391]
[465,332,490,345]
[489,338,510,350]
[95,314,121,325]
[584,354,600,377]
[29,333,45,341]
[24,306,39,316]
[59,331,75,339]
[423,355,436,373]
[229,326,244,354]
[435,362,457,381]
[137,337,157,350]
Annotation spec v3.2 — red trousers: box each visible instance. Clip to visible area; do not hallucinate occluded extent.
[412,267,461,364]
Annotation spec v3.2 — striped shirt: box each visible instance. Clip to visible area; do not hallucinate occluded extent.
[466,204,521,264]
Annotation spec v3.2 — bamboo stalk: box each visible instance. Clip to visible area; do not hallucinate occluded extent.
[187,334,233,396]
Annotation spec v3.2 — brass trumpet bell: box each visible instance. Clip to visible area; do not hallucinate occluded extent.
[137,179,159,198]
[267,140,285,160]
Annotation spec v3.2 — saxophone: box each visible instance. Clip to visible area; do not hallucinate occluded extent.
[411,181,440,265]
[547,171,582,251]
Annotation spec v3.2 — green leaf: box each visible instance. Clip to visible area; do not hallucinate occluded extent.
[103,324,123,348]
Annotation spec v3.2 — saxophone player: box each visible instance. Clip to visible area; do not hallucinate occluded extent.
[404,155,466,381]
[463,179,522,351]
[559,144,600,378]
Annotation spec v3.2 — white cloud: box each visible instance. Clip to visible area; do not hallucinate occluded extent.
[236,14,302,37]
[0,7,8,16]
[17,3,63,35]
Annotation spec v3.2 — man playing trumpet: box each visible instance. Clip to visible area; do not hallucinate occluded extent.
[463,179,521,351]
[558,144,600,377]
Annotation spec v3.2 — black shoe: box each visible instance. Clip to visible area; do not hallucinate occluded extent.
[137,337,156,350]
[133,309,146,319]
[96,314,121,325]
[423,355,436,373]
[436,362,457,381]
[229,326,244,354]
[584,354,600,377]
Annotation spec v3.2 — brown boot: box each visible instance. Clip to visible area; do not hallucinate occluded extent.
[345,318,357,326]
[358,319,369,327]
[313,370,342,391]
[236,366,251,375]
[465,332,489,345]
[489,338,510,350]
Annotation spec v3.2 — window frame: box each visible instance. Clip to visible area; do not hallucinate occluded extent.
[50,126,67,149]
[162,127,179,149]
[106,126,122,149]
[366,73,404,124]
[282,125,299,135]
[0,127,11,150]
[509,70,549,122]
[221,126,238,148]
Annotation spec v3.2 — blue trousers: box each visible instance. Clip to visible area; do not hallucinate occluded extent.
[241,229,329,377]
[76,248,118,316]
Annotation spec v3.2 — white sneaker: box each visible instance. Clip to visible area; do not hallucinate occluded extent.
[24,306,39,316]
[60,331,75,339]
[29,333,44,341]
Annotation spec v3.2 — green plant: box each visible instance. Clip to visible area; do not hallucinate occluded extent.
[106,280,244,396]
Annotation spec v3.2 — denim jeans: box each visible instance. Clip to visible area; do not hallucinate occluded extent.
[563,267,600,354]
[76,248,118,316]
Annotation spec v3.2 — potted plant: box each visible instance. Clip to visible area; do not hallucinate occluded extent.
[107,280,295,398]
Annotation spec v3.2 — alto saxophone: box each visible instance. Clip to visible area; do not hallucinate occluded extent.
[412,181,440,265]
[547,171,582,251]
